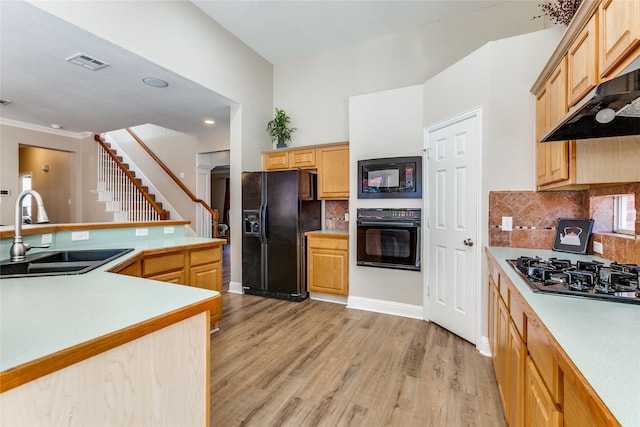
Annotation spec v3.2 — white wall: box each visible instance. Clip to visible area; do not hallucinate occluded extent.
[0,123,110,225]
[274,1,545,147]
[422,28,563,343]
[348,85,424,313]
[29,1,274,284]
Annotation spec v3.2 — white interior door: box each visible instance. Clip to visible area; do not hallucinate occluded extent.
[425,108,480,344]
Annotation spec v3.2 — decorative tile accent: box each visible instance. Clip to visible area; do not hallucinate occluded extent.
[324,200,349,231]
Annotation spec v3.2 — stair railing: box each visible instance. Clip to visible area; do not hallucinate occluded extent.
[124,128,218,237]
[94,135,168,221]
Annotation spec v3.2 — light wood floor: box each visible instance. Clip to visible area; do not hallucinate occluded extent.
[210,292,507,427]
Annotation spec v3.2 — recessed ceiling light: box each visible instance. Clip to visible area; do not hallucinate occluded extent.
[204,119,215,125]
[50,124,62,129]
[143,77,169,88]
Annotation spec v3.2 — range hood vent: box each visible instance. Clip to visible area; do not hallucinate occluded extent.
[541,67,640,142]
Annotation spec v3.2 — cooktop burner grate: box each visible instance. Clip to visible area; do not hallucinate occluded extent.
[508,257,640,305]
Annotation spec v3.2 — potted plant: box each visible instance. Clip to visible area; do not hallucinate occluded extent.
[266,108,297,148]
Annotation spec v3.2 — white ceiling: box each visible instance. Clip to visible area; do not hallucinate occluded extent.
[192,0,507,64]
[0,0,508,138]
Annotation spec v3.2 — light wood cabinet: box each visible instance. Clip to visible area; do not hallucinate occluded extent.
[263,148,316,171]
[568,13,598,106]
[306,233,349,296]
[525,356,563,427]
[535,59,572,187]
[599,0,640,78]
[486,253,620,427]
[262,143,349,199]
[531,0,640,191]
[111,242,224,327]
[317,144,349,200]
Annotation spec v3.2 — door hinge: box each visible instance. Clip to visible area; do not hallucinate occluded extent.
[424,147,430,159]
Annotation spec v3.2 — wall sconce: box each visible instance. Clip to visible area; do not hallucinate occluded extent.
[42,164,49,172]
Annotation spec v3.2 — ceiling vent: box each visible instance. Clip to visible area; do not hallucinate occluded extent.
[66,53,110,71]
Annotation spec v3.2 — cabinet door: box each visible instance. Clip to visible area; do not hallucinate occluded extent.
[495,296,510,411]
[190,262,222,293]
[525,357,562,427]
[289,148,316,169]
[535,87,550,185]
[263,151,289,170]
[508,321,525,427]
[599,0,640,77]
[488,276,498,359]
[546,59,570,184]
[317,145,349,200]
[568,14,598,106]
[307,236,348,295]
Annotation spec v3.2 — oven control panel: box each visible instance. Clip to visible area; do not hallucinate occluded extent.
[356,208,421,221]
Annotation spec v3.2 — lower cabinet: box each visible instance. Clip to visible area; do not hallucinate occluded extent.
[111,243,224,328]
[306,233,348,296]
[486,253,618,427]
[525,356,563,427]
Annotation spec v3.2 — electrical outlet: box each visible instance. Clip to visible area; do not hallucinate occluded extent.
[344,212,349,222]
[501,216,513,231]
[71,231,90,241]
[593,241,603,254]
[135,228,149,237]
[164,226,175,234]
[41,233,53,245]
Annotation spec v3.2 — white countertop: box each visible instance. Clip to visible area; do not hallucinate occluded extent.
[486,247,640,427]
[0,236,224,374]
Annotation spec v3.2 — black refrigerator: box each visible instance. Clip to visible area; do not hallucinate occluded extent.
[242,170,321,301]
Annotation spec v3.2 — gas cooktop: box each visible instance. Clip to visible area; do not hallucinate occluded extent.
[509,256,640,305]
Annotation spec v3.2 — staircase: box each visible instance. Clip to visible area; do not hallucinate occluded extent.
[95,136,169,222]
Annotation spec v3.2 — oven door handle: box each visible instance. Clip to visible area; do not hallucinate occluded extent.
[357,221,420,227]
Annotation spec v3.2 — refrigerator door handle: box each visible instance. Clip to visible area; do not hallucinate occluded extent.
[259,202,267,243]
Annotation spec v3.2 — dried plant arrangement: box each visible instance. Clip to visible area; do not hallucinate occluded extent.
[534,0,582,25]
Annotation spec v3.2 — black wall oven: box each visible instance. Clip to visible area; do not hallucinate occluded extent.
[356,208,421,271]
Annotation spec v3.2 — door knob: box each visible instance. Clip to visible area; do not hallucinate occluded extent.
[463,238,474,247]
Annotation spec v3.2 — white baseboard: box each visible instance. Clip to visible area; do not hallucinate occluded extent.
[346,296,423,320]
[228,281,243,294]
[309,292,348,305]
[477,335,491,357]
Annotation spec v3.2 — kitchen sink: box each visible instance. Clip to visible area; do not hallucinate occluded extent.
[0,248,134,278]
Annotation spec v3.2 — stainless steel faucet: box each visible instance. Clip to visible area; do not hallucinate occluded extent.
[10,190,50,262]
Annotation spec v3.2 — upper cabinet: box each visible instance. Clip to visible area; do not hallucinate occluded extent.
[531,0,640,191]
[535,59,573,187]
[317,144,349,200]
[568,14,598,106]
[599,0,640,78]
[262,143,349,200]
[263,148,316,170]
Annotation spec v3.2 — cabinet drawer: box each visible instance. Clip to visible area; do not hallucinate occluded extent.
[509,285,526,341]
[143,252,186,276]
[190,247,221,266]
[308,236,348,251]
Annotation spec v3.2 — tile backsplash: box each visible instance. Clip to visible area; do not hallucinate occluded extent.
[489,183,640,264]
[324,200,349,231]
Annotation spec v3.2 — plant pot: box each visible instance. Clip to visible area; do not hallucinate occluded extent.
[276,138,286,149]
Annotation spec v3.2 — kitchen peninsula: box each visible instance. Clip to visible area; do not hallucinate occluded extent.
[0,221,224,425]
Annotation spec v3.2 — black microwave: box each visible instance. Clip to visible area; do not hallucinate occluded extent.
[357,156,422,199]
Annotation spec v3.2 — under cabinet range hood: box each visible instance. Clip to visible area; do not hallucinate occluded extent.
[541,66,640,142]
